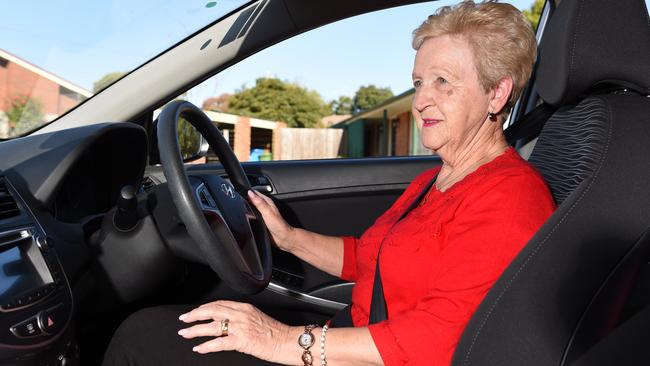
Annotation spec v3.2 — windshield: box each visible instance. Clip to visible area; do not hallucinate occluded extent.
[0,0,250,139]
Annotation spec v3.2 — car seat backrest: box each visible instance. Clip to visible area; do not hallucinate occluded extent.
[452,0,650,365]
[535,0,650,107]
[527,98,609,205]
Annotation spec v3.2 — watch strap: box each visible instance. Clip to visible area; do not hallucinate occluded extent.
[299,324,318,365]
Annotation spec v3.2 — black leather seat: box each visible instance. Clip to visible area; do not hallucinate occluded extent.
[452,0,650,365]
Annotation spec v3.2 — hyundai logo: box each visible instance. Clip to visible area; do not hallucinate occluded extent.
[221,183,235,199]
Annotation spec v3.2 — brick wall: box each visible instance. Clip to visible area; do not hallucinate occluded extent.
[58,93,79,115]
[395,111,411,156]
[234,116,251,162]
[0,58,78,116]
[0,60,7,111]
[272,121,287,159]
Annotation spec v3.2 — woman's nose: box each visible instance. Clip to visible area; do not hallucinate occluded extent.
[413,86,435,113]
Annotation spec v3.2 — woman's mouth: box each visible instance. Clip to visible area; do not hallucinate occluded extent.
[422,118,441,127]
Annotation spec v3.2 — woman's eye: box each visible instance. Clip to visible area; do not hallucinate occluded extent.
[413,80,422,88]
[437,77,448,85]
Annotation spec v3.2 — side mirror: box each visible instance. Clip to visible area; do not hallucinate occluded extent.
[177,117,209,162]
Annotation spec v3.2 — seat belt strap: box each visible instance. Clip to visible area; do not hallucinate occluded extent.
[330,173,439,327]
[505,102,557,146]
[368,173,439,324]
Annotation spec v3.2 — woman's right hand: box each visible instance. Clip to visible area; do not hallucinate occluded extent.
[247,190,295,252]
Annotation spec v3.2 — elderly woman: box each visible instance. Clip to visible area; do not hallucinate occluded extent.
[103,1,554,365]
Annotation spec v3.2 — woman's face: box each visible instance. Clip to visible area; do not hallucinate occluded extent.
[412,34,493,156]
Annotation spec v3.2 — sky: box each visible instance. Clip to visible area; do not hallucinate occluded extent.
[0,0,539,107]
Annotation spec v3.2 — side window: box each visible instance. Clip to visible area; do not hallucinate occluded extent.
[183,0,539,163]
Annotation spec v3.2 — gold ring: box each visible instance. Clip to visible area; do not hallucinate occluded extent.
[220,318,229,337]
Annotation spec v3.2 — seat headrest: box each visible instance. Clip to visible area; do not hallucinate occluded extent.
[537,0,650,106]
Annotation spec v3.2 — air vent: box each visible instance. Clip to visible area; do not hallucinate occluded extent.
[141,176,155,192]
[0,179,20,220]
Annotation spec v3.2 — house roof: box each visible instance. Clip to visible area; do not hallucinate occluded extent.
[321,114,352,127]
[152,108,281,130]
[332,88,415,127]
[0,49,92,98]
[203,110,279,129]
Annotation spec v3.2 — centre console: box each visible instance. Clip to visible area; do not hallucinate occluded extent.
[0,178,73,365]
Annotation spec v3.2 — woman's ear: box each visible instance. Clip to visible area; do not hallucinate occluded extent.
[489,77,514,114]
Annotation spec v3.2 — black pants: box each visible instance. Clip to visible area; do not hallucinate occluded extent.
[102,305,282,366]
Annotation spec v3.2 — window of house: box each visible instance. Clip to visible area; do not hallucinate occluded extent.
[59,86,85,103]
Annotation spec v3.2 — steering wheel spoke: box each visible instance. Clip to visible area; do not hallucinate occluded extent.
[244,201,258,221]
[195,175,264,275]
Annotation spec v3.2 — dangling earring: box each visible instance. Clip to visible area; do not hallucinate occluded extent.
[488,112,497,122]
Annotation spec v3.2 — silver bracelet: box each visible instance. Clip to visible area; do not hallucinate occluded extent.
[320,324,329,366]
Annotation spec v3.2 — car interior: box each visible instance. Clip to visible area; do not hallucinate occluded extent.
[0,0,649,365]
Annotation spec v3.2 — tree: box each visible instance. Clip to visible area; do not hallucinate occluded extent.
[6,95,44,136]
[523,0,544,31]
[177,117,202,160]
[227,77,329,128]
[93,71,127,93]
[202,93,232,112]
[352,85,393,113]
[329,95,353,115]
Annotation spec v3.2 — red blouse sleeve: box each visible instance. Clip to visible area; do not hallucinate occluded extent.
[340,236,359,281]
[367,173,555,366]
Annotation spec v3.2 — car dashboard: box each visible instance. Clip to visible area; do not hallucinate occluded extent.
[0,122,148,365]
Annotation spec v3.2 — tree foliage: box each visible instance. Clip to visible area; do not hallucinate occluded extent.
[6,95,44,136]
[352,85,393,113]
[329,95,354,115]
[202,93,232,112]
[93,71,127,93]
[227,78,328,128]
[523,0,544,31]
[177,117,202,160]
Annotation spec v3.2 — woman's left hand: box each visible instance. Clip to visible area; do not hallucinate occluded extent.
[177,300,292,363]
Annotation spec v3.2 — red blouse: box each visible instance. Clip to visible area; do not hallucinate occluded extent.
[340,148,555,366]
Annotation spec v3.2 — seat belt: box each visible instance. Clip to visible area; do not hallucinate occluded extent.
[504,102,557,147]
[368,173,439,323]
[331,173,438,327]
[504,81,649,148]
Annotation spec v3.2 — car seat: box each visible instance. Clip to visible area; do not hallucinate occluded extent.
[452,0,650,364]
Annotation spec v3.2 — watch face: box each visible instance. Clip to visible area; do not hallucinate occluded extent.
[299,333,314,348]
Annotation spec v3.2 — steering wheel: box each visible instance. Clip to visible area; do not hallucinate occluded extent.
[157,100,272,294]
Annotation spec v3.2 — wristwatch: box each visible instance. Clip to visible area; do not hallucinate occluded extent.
[298,324,318,365]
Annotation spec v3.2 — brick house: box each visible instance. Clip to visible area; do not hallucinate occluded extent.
[202,110,286,162]
[332,88,431,158]
[0,49,92,137]
[153,108,286,163]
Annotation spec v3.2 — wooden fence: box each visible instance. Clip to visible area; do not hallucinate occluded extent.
[279,128,343,160]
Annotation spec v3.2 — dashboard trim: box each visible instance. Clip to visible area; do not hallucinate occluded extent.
[267,281,348,311]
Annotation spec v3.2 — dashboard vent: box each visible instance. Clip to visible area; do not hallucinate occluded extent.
[141,176,155,192]
[0,179,20,220]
